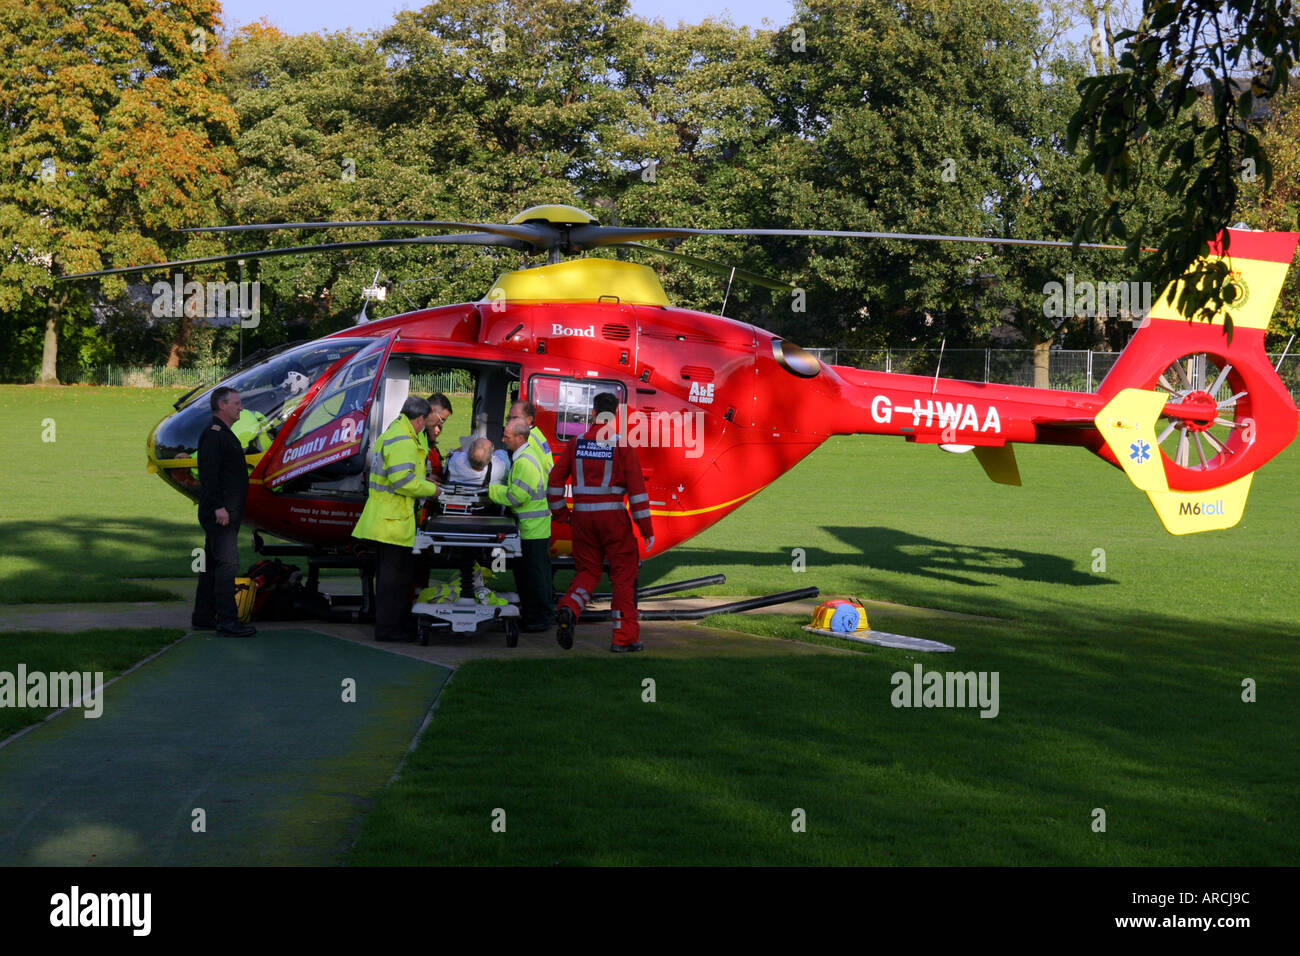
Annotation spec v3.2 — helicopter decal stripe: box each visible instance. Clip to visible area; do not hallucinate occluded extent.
[649,488,763,518]
[274,439,365,475]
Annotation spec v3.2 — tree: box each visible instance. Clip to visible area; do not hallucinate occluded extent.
[738,0,1098,362]
[211,0,636,342]
[1068,0,1300,332]
[1241,79,1300,344]
[595,16,796,323]
[0,0,237,382]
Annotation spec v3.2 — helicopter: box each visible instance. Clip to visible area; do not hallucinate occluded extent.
[61,205,1299,562]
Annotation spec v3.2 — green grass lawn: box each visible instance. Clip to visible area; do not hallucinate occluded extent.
[349,433,1299,865]
[3,384,1297,864]
[0,628,185,739]
[0,385,475,603]
[0,386,196,602]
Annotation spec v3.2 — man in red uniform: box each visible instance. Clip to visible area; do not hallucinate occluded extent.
[549,393,654,652]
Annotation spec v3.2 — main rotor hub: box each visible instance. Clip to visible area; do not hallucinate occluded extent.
[508,204,598,226]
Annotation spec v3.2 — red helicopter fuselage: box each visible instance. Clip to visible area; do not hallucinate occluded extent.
[148,234,1300,549]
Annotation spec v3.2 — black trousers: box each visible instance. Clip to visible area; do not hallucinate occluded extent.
[193,518,242,625]
[516,537,554,629]
[375,541,417,641]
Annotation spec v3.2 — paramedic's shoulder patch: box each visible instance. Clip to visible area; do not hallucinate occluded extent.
[210,424,221,430]
[575,438,614,460]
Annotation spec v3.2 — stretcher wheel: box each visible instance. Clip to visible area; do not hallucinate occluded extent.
[504,618,519,648]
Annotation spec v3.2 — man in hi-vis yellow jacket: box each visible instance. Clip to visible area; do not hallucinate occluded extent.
[353,396,441,641]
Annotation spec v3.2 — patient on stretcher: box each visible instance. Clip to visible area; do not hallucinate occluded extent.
[415,436,517,609]
[444,437,510,487]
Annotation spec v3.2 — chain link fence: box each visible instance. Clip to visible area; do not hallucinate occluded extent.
[7,353,1299,400]
[807,348,1300,398]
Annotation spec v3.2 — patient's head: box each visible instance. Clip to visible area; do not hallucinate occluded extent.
[468,437,494,471]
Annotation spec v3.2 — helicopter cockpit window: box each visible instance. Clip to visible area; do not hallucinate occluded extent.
[152,338,368,463]
[282,338,388,445]
[529,375,627,441]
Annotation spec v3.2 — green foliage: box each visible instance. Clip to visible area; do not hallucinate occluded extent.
[20,0,1294,370]
[1241,81,1300,345]
[0,0,238,381]
[1069,0,1300,331]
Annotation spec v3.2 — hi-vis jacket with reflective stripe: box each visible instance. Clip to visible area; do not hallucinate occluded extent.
[529,425,554,474]
[489,443,551,540]
[547,423,653,539]
[352,415,440,547]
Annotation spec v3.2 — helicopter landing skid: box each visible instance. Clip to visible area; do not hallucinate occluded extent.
[576,586,820,623]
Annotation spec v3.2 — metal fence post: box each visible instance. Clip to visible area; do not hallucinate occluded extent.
[1086,350,1093,392]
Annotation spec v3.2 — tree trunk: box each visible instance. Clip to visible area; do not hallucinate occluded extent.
[165,313,192,368]
[1032,338,1052,389]
[37,313,60,385]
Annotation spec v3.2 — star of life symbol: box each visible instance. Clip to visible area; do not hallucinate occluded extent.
[1129,440,1151,463]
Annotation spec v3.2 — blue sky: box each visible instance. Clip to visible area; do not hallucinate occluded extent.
[218,0,801,35]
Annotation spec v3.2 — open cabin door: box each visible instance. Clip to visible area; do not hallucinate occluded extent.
[262,331,399,492]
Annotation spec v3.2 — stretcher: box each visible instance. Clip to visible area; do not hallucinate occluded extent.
[411,482,524,646]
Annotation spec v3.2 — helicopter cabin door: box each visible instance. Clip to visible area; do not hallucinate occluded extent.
[262,331,399,493]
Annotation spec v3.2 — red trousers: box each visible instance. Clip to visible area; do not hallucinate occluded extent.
[559,512,640,644]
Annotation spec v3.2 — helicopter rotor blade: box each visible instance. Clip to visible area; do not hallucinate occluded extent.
[571,224,1130,252]
[180,219,551,247]
[609,243,794,291]
[57,233,529,281]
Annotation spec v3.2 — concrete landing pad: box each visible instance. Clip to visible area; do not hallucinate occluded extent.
[0,629,450,866]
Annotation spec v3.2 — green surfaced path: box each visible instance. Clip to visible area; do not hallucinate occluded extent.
[0,629,450,865]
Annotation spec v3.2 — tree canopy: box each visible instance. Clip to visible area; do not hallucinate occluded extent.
[4,0,1297,382]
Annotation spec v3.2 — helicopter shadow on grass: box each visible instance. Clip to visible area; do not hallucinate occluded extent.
[0,517,206,604]
[652,525,1110,590]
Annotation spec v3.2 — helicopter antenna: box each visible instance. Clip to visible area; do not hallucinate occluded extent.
[720,266,737,316]
[931,338,946,395]
[357,268,385,324]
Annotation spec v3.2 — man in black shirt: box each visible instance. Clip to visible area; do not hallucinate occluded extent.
[193,386,256,637]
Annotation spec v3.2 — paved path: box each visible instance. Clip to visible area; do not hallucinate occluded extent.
[0,578,857,665]
[0,629,450,866]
